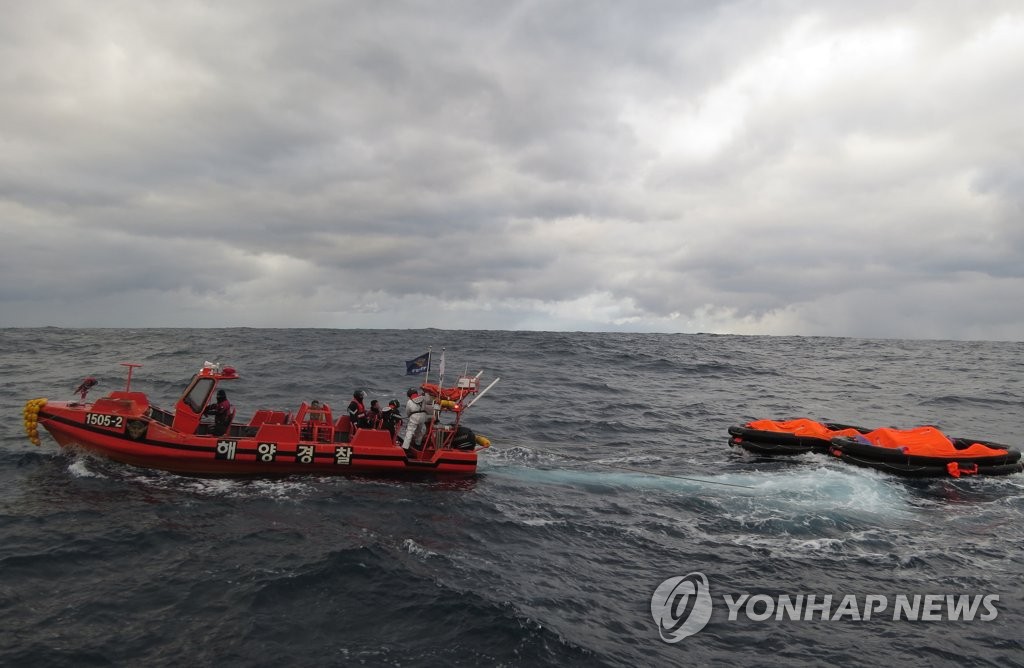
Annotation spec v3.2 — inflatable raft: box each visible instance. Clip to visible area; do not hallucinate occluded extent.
[729,418,1023,478]
[728,418,871,455]
[829,426,1023,478]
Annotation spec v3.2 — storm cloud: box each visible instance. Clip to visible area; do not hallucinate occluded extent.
[2,1,1023,340]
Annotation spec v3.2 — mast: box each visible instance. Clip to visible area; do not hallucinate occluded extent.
[424,346,432,388]
[121,362,143,391]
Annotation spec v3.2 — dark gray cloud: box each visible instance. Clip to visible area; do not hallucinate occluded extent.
[2,1,1023,339]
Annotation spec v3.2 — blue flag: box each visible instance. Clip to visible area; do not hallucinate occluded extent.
[405,352,430,375]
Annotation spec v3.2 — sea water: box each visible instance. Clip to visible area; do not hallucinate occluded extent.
[1,329,1021,666]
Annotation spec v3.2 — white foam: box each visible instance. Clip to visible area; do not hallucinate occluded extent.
[483,460,922,535]
[402,538,437,560]
[484,462,722,492]
[488,500,559,526]
[481,446,562,465]
[66,455,104,478]
[594,454,664,465]
[791,537,846,553]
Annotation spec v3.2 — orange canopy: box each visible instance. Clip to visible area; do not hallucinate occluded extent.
[746,418,862,440]
[862,426,1008,457]
[420,383,473,402]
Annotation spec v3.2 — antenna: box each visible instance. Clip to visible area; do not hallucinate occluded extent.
[464,377,500,410]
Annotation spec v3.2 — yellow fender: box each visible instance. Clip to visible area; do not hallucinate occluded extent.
[22,398,47,446]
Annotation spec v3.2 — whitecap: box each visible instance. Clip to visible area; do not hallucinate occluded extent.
[66,456,104,478]
[402,538,437,560]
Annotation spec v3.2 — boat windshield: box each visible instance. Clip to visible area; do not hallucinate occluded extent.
[182,377,214,413]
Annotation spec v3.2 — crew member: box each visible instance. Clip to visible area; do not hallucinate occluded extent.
[402,387,430,451]
[382,399,402,440]
[348,390,368,429]
[367,399,383,429]
[203,389,234,436]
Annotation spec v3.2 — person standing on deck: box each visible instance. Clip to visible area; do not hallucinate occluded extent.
[347,390,368,429]
[382,399,402,440]
[367,399,382,429]
[402,388,430,451]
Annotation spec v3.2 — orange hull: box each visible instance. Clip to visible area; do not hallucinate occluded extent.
[27,360,486,477]
[24,360,495,475]
[37,400,477,476]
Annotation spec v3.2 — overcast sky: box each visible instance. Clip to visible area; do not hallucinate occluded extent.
[2,2,1022,340]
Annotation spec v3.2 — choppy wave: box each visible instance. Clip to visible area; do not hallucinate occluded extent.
[1,328,1022,666]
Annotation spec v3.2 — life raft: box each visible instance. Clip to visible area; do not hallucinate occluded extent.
[420,383,475,403]
[728,418,871,455]
[729,418,1023,478]
[828,426,1023,478]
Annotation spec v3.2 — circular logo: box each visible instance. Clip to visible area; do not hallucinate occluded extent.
[650,572,713,643]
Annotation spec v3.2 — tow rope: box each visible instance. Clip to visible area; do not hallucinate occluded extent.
[489,444,758,490]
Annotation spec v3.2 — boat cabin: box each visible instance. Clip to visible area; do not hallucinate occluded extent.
[171,363,240,435]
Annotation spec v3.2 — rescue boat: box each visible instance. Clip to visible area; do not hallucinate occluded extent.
[23,361,496,477]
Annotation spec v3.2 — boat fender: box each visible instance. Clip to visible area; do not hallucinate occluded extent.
[475,434,491,448]
[22,398,47,446]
